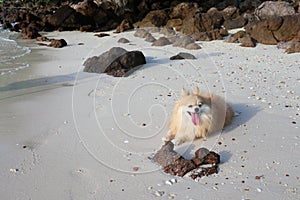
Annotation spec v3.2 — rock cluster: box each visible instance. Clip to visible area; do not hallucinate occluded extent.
[153,142,220,179]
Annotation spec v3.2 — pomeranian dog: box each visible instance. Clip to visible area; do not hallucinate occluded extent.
[165,87,234,145]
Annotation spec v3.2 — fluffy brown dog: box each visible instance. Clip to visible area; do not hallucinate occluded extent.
[165,87,234,145]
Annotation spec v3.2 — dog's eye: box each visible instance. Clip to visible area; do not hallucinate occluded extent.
[188,105,193,108]
[198,103,202,107]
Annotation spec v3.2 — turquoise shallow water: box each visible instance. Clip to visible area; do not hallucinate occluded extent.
[0,27,31,76]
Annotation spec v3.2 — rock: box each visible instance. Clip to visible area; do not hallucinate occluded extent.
[185,43,202,50]
[118,38,130,43]
[80,25,94,32]
[115,19,133,33]
[160,27,176,37]
[223,16,246,30]
[84,47,128,74]
[152,37,171,46]
[170,52,196,60]
[153,142,220,178]
[134,29,149,38]
[94,33,110,37]
[169,2,199,19]
[255,1,296,20]
[83,47,146,77]
[246,15,300,45]
[285,42,300,54]
[222,6,239,20]
[47,5,92,31]
[49,39,67,48]
[173,36,195,48]
[137,10,169,27]
[240,35,256,47]
[21,23,41,39]
[2,22,12,29]
[145,33,156,42]
[166,19,183,29]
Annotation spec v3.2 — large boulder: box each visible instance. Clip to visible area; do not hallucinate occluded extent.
[254,1,296,20]
[246,15,300,45]
[83,47,146,77]
[47,5,93,30]
[136,9,169,27]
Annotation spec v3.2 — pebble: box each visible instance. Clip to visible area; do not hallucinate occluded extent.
[256,188,262,192]
[124,140,129,144]
[154,191,165,197]
[9,168,19,173]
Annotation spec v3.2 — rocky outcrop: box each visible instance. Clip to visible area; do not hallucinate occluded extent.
[83,47,146,77]
[246,15,300,45]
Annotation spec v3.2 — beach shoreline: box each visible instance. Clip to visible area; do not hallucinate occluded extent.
[0,30,299,199]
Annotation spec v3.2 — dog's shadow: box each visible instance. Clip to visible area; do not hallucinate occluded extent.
[221,103,261,134]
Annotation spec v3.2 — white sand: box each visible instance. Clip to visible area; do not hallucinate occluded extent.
[0,30,299,199]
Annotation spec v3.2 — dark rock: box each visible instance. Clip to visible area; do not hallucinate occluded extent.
[254,1,295,20]
[137,10,169,27]
[225,30,247,43]
[84,47,128,74]
[223,16,246,30]
[169,2,199,19]
[153,142,220,178]
[36,36,50,42]
[240,35,256,47]
[118,38,130,43]
[80,25,94,32]
[166,18,183,29]
[49,39,67,48]
[170,52,196,60]
[83,47,146,77]
[222,6,239,20]
[94,33,110,37]
[115,19,133,33]
[246,15,300,45]
[104,51,146,77]
[47,5,92,31]
[21,23,41,39]
[2,22,12,29]
[152,37,171,46]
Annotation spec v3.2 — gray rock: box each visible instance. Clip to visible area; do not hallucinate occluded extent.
[255,1,295,20]
[118,38,130,43]
[170,52,196,60]
[152,37,171,46]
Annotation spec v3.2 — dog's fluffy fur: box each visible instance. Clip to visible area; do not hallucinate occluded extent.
[165,87,234,145]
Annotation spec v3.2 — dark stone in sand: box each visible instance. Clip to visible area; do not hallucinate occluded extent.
[170,52,196,60]
[21,23,41,39]
[172,36,195,48]
[49,39,67,48]
[118,38,130,43]
[282,42,300,54]
[83,47,146,77]
[223,16,246,30]
[153,141,220,178]
[152,37,171,46]
[94,33,110,37]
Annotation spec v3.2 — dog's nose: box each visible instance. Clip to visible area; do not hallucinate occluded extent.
[194,107,199,113]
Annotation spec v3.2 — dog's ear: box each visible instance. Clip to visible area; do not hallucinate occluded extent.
[180,88,190,97]
[193,86,200,95]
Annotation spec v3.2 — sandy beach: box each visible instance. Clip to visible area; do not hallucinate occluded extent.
[0,30,299,199]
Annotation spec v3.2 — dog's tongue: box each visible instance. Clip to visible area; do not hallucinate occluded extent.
[191,112,200,126]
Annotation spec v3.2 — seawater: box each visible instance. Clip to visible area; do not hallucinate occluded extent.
[0,26,31,75]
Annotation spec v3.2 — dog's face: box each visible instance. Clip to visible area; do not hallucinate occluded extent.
[177,87,211,126]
